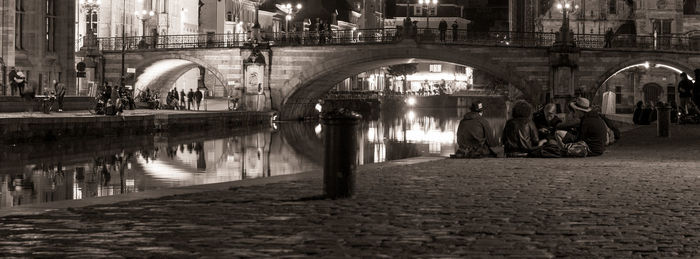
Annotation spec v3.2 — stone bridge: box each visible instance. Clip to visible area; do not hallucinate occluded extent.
[99,39,700,120]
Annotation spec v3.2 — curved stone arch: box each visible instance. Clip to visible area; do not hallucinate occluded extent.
[131,51,227,94]
[279,45,543,119]
[591,56,695,96]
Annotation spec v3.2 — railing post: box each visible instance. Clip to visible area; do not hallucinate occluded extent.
[322,108,362,199]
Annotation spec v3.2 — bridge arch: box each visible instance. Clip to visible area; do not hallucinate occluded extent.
[132,52,227,96]
[592,56,695,96]
[278,45,546,120]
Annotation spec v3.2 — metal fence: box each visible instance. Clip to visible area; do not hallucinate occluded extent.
[96,29,700,52]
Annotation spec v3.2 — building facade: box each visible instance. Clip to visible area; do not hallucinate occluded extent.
[74,0,198,96]
[1,0,76,96]
[390,0,470,30]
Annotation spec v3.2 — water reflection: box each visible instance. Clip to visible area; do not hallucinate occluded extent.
[0,107,506,208]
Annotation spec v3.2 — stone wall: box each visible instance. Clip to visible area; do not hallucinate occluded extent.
[0,111,272,144]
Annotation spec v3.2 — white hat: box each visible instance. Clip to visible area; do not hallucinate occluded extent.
[569,97,592,113]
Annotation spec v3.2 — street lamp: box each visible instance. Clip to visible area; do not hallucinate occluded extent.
[555,0,579,47]
[417,0,438,30]
[135,9,155,38]
[277,3,302,39]
[80,0,101,47]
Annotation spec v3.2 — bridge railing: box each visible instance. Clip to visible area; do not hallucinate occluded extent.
[96,29,700,52]
[97,33,251,51]
[415,29,557,47]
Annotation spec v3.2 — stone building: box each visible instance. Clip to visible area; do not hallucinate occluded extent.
[75,0,199,96]
[0,0,76,96]
[512,0,700,113]
[390,0,470,30]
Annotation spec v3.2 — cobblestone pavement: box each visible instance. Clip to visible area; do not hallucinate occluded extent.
[2,124,700,258]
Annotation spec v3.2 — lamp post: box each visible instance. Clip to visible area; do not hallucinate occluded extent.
[80,0,101,47]
[278,3,302,40]
[418,0,437,30]
[135,9,155,40]
[555,0,579,48]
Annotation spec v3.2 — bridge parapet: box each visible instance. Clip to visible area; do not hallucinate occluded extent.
[96,29,700,53]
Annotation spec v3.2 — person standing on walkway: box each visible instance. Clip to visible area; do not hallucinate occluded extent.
[693,69,700,109]
[569,97,608,156]
[54,81,66,112]
[678,72,694,114]
[194,89,203,110]
[172,88,179,110]
[180,89,186,109]
[187,89,194,110]
[454,101,502,158]
[439,20,448,42]
[8,67,18,96]
[451,20,459,42]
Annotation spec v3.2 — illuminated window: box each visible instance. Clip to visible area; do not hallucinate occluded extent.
[46,0,56,52]
[15,0,24,50]
[429,64,442,73]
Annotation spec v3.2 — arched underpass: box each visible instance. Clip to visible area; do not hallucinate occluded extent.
[133,58,227,98]
[279,58,534,120]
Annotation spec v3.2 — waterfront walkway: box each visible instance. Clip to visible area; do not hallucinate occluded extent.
[2,124,700,257]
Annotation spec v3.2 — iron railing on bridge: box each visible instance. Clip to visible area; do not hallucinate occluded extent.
[95,28,700,52]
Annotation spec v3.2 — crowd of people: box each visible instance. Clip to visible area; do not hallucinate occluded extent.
[164,88,203,111]
[452,97,620,159]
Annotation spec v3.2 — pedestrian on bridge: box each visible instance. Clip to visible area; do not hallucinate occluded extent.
[452,21,459,42]
[439,20,448,42]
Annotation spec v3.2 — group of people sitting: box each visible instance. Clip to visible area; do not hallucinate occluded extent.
[452,97,619,159]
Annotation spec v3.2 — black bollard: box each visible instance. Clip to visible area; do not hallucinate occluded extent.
[657,104,671,137]
[322,108,362,199]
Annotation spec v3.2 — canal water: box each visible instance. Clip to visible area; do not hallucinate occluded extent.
[0,107,506,209]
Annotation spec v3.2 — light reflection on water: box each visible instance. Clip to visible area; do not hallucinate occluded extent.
[0,107,506,208]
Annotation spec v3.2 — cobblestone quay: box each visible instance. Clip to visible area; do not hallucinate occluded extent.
[2,124,700,257]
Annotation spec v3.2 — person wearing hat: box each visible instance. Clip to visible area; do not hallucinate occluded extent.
[453,101,502,158]
[568,97,608,156]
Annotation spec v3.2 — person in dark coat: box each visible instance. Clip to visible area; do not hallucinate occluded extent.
[180,89,186,109]
[693,69,700,109]
[569,97,608,156]
[453,101,502,158]
[632,101,644,125]
[502,101,544,155]
[451,21,459,41]
[8,67,18,96]
[678,72,694,114]
[533,103,562,140]
[194,89,203,110]
[438,20,448,42]
[187,89,194,110]
[54,81,66,112]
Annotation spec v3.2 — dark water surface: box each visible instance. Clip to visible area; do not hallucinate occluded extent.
[0,107,506,209]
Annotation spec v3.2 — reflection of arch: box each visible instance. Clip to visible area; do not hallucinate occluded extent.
[643,83,663,104]
[593,57,694,96]
[133,53,226,95]
[280,47,537,119]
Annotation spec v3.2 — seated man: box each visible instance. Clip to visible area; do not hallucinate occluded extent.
[453,101,503,158]
[568,97,608,156]
[502,101,546,156]
[533,103,562,140]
